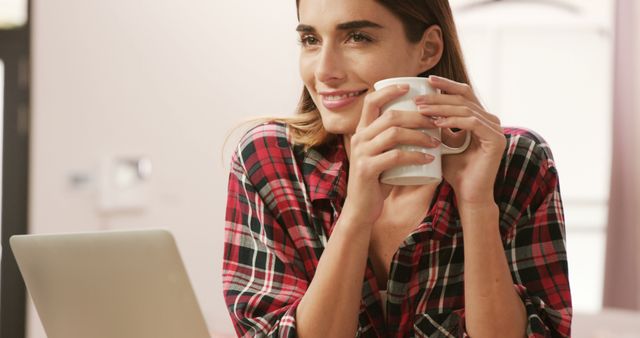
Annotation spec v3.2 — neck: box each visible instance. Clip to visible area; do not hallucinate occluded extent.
[343,134,353,159]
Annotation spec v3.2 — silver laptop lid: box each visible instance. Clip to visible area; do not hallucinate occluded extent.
[10,229,210,338]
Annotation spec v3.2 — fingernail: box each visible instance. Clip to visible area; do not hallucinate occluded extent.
[424,153,435,161]
[397,84,410,91]
[417,105,431,111]
[429,75,442,81]
[432,138,441,146]
[414,96,426,104]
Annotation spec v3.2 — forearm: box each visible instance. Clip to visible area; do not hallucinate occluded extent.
[296,212,371,338]
[460,203,526,338]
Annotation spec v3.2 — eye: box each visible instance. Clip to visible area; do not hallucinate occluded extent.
[298,35,320,47]
[348,32,373,43]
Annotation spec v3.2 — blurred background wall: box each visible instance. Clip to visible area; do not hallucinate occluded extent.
[0,0,635,336]
[28,0,300,336]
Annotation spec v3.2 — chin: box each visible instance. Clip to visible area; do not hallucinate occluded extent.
[319,111,358,135]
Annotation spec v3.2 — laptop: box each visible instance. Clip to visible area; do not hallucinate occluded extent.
[10,229,211,338]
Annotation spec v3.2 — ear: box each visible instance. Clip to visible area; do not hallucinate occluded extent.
[417,25,444,74]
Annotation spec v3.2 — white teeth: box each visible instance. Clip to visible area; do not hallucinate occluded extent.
[325,91,363,101]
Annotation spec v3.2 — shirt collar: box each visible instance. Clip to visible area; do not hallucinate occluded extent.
[300,137,348,203]
[429,183,464,239]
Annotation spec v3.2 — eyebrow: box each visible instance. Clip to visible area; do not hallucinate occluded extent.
[295,20,384,33]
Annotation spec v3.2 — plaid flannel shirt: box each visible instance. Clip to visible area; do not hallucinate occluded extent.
[223,122,572,337]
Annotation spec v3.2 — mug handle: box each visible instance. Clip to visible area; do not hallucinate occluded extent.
[441,131,471,155]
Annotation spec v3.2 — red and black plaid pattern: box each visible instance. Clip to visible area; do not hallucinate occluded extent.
[223,122,572,337]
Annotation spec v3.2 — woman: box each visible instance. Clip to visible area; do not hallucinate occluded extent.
[223,0,572,337]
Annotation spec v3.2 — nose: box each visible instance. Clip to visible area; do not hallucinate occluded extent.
[314,44,346,85]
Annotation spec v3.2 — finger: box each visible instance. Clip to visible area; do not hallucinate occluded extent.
[434,115,504,142]
[357,84,410,130]
[427,76,480,104]
[358,109,437,141]
[367,149,435,177]
[414,93,483,113]
[418,105,502,133]
[413,93,500,125]
[367,127,440,155]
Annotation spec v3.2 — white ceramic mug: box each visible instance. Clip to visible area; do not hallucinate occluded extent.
[373,77,471,186]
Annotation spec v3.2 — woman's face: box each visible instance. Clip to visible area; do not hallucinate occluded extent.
[297,0,435,135]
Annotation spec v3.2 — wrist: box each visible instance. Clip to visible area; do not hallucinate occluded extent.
[458,202,499,228]
[339,198,377,228]
[335,205,374,237]
[458,200,498,212]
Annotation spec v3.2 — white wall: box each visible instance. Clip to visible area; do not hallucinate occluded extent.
[30,0,300,336]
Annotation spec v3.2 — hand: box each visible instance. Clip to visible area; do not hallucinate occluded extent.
[414,76,506,206]
[341,84,441,227]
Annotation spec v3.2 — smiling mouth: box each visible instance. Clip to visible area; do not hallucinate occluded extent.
[322,89,368,101]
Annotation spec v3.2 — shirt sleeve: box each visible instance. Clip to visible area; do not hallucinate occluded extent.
[222,146,309,337]
[501,132,573,337]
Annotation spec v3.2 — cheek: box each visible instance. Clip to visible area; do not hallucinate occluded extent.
[386,42,422,71]
[353,58,380,80]
[351,51,413,85]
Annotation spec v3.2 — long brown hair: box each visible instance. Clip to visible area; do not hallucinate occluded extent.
[279,0,471,149]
